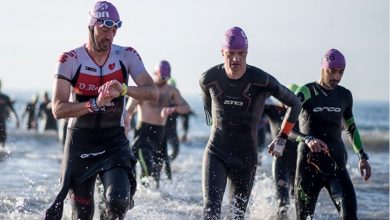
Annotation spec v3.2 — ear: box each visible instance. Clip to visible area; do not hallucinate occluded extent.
[221,49,224,56]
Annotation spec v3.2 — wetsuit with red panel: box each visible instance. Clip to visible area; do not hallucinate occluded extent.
[46,44,145,219]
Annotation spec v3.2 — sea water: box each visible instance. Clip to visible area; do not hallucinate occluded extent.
[0,94,388,220]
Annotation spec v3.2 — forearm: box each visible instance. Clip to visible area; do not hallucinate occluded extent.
[174,104,191,114]
[276,89,302,137]
[345,117,365,154]
[127,85,158,102]
[52,100,90,119]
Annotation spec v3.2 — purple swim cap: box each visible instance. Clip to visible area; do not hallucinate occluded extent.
[321,49,346,69]
[155,60,171,78]
[222,27,248,50]
[88,1,120,27]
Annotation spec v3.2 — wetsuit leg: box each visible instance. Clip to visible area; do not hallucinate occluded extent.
[326,170,358,220]
[272,155,290,216]
[226,162,256,220]
[202,151,228,220]
[163,137,172,180]
[167,133,179,161]
[153,139,166,187]
[272,142,297,218]
[134,140,155,179]
[0,121,6,147]
[70,175,97,220]
[295,163,323,220]
[99,168,131,220]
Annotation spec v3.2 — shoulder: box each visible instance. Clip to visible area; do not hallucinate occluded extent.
[117,45,143,61]
[296,82,315,103]
[57,46,83,64]
[0,93,10,102]
[336,85,353,101]
[199,64,223,85]
[247,65,271,81]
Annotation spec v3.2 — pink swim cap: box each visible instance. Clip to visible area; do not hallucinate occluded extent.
[222,27,248,50]
[321,49,346,69]
[155,60,171,78]
[88,1,120,27]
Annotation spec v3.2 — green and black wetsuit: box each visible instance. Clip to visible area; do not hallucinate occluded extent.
[294,82,365,220]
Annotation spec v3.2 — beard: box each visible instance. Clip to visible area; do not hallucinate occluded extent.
[328,80,339,89]
[96,39,111,52]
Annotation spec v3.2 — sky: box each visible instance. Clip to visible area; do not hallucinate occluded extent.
[1,0,388,102]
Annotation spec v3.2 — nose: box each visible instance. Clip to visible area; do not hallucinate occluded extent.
[334,73,342,81]
[106,28,117,40]
[232,53,240,62]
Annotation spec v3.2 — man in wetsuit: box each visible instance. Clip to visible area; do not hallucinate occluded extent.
[38,91,58,133]
[0,79,20,148]
[165,78,180,161]
[293,49,372,220]
[199,26,302,220]
[125,60,190,188]
[45,2,159,220]
[264,84,299,219]
[22,94,39,130]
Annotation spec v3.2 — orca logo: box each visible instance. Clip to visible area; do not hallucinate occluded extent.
[80,150,106,159]
[224,100,243,106]
[313,106,341,112]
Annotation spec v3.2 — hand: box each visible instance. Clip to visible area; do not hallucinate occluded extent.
[97,80,123,107]
[358,159,371,181]
[268,136,286,157]
[160,107,176,118]
[305,137,328,153]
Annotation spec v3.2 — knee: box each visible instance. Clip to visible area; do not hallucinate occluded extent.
[105,190,131,217]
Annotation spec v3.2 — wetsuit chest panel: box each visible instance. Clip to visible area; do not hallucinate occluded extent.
[210,69,268,130]
[58,46,135,129]
[300,84,348,140]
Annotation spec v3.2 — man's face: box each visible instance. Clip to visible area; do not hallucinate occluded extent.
[222,48,247,74]
[154,72,170,86]
[321,67,344,89]
[93,25,117,52]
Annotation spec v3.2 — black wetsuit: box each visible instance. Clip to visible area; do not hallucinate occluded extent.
[199,64,301,220]
[264,104,298,218]
[0,93,15,145]
[24,102,38,130]
[165,110,179,161]
[132,122,166,187]
[294,82,364,220]
[38,100,58,132]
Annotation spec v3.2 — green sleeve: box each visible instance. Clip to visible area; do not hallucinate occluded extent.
[344,117,363,153]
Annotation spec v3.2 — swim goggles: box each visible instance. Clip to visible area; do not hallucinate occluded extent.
[97,19,122,28]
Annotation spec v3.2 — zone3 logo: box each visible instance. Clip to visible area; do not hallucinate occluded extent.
[224,100,244,106]
[313,106,341,112]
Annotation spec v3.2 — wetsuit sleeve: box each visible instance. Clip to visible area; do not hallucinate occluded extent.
[295,85,311,104]
[269,76,302,138]
[343,91,364,153]
[56,50,78,82]
[124,47,147,80]
[289,85,318,142]
[199,73,212,126]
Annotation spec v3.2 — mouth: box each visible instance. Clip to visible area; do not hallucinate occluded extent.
[230,63,241,68]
